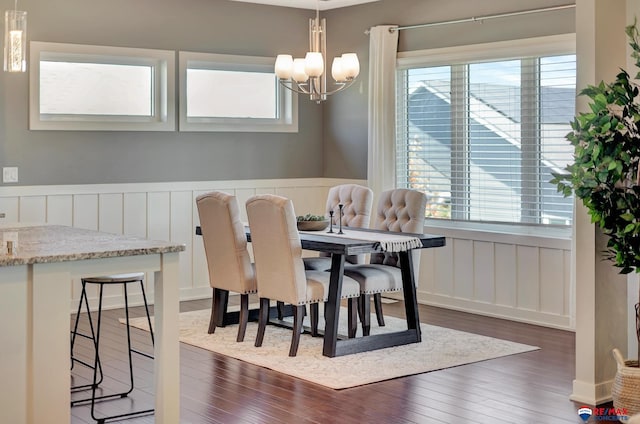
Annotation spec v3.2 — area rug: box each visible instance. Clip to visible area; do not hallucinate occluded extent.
[124,308,538,390]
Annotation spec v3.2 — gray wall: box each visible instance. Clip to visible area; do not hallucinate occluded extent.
[323,0,576,179]
[0,0,576,185]
[0,0,324,185]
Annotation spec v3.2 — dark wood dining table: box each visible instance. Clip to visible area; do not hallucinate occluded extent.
[195,225,446,357]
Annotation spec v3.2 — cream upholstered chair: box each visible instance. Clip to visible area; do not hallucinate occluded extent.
[196,191,257,342]
[246,194,361,356]
[344,188,427,336]
[304,184,374,271]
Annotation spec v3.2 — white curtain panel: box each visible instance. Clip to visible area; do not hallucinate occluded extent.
[367,25,399,201]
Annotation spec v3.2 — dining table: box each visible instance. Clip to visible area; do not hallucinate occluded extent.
[0,224,185,424]
[196,224,445,357]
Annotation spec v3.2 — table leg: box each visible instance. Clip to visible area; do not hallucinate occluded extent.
[154,252,181,424]
[322,253,345,357]
[329,251,421,356]
[399,251,421,338]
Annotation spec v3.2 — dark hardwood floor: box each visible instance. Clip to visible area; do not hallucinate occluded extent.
[70,298,587,424]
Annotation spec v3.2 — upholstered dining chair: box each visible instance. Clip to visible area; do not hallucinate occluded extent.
[196,191,257,342]
[246,194,361,356]
[344,188,427,336]
[304,183,374,271]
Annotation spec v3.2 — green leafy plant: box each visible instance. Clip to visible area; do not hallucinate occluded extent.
[551,21,640,362]
[296,213,326,222]
[553,22,640,274]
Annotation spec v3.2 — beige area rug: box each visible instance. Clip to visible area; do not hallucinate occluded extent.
[124,308,538,390]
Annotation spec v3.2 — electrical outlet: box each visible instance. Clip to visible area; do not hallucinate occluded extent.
[2,167,18,183]
[0,213,5,218]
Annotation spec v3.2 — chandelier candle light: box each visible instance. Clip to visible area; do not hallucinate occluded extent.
[274,3,359,103]
[4,0,27,73]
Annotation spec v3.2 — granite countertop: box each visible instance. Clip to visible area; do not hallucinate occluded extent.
[0,225,185,266]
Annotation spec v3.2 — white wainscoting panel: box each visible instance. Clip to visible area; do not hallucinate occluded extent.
[47,195,73,226]
[0,179,362,313]
[0,197,18,221]
[473,241,495,304]
[170,191,194,293]
[123,193,147,238]
[20,196,46,224]
[409,225,573,330]
[99,193,123,234]
[0,179,574,329]
[453,239,474,300]
[517,245,540,311]
[73,194,98,230]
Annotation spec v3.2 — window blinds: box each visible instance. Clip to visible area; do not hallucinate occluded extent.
[396,54,576,225]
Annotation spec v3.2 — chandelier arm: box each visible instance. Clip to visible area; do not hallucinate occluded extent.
[321,79,357,96]
[279,78,357,97]
[278,79,312,95]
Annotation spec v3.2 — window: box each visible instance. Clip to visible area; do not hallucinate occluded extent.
[29,42,175,131]
[396,35,576,226]
[179,52,297,132]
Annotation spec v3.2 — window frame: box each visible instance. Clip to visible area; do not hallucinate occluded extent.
[178,51,298,133]
[29,41,175,131]
[396,34,576,232]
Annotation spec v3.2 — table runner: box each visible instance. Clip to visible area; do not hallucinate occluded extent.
[302,228,423,253]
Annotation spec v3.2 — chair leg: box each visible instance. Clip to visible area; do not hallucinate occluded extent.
[237,294,249,342]
[122,284,136,396]
[373,293,385,327]
[289,305,305,357]
[70,282,85,370]
[255,298,270,348]
[139,279,155,347]
[360,294,371,336]
[277,301,285,320]
[70,281,104,391]
[347,298,358,338]
[310,303,319,337]
[208,288,228,334]
[89,284,105,421]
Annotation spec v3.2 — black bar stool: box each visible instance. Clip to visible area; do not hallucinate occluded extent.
[70,279,104,392]
[70,272,155,423]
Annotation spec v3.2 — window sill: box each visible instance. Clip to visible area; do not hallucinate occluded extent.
[423,219,571,250]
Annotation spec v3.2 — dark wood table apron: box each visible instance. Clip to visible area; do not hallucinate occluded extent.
[196,226,446,357]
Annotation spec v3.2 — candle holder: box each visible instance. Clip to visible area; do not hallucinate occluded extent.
[338,204,344,234]
[327,210,334,233]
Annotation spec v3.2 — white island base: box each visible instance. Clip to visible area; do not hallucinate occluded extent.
[0,225,184,424]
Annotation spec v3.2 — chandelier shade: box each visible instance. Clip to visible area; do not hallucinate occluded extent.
[4,6,27,73]
[274,5,359,103]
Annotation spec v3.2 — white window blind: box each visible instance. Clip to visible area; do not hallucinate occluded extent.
[396,53,576,226]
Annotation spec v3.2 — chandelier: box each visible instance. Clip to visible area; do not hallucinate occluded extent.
[4,0,27,73]
[274,3,359,103]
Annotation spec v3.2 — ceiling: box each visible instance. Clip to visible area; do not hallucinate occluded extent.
[228,0,380,10]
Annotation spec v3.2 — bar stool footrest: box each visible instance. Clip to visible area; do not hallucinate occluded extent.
[94,407,154,424]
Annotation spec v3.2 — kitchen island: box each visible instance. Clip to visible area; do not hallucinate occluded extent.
[0,224,184,424]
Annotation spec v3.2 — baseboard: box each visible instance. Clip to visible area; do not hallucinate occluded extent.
[384,292,573,331]
[571,378,614,406]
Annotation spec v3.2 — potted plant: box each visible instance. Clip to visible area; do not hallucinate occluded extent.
[552,21,640,421]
